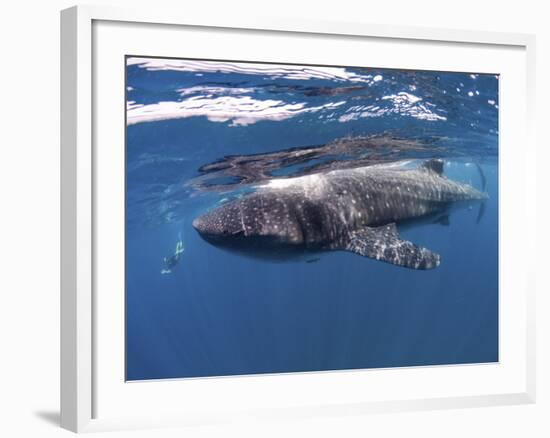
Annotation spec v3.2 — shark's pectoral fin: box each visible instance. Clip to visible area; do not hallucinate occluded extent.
[305,257,321,264]
[433,214,450,226]
[344,223,441,270]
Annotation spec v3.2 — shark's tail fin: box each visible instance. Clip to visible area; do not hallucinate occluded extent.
[474,162,487,224]
[475,162,487,193]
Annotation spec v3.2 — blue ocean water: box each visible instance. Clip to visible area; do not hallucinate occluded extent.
[126,58,498,381]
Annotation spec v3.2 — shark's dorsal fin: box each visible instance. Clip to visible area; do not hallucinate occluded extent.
[421,159,444,175]
[345,223,441,270]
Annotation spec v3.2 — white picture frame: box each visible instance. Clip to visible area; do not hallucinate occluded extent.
[60,4,537,433]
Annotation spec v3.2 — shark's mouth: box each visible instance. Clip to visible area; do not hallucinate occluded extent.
[199,229,245,241]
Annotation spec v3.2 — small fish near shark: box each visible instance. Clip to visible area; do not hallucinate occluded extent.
[192,159,487,270]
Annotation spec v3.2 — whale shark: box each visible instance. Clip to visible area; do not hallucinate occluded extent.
[192,159,487,270]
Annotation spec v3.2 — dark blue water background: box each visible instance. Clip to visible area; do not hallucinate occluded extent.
[126,58,498,381]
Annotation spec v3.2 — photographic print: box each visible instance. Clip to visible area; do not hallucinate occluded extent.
[125,56,498,381]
